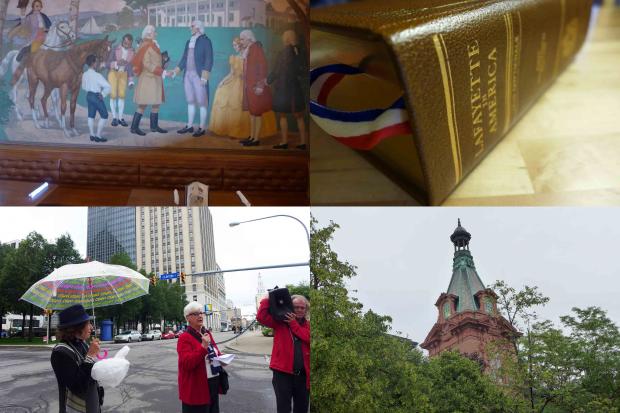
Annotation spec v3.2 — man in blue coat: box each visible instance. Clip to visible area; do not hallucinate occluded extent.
[173,20,214,138]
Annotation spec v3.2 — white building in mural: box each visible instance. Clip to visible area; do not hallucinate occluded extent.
[147,0,267,28]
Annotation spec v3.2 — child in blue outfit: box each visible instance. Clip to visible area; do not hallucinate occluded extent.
[82,54,111,143]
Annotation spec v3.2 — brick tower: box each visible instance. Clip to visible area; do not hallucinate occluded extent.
[421,219,519,369]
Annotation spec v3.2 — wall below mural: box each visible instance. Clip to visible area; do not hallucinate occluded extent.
[0,0,308,151]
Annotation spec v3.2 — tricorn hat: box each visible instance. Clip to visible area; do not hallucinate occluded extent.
[268,286,293,322]
[58,304,92,329]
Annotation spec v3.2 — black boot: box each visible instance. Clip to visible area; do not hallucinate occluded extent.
[150,112,168,133]
[130,112,146,136]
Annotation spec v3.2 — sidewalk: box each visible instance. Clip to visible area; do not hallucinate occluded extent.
[223,329,273,356]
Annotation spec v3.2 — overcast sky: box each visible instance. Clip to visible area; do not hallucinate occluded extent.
[6,0,290,16]
[7,0,127,16]
[210,207,310,317]
[312,208,620,345]
[0,207,310,318]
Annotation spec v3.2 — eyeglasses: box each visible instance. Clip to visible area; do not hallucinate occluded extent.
[188,312,205,317]
[293,306,306,310]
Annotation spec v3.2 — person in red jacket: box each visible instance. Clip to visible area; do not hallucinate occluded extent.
[257,294,310,413]
[177,301,223,413]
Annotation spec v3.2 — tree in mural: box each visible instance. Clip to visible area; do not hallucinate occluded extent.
[68,0,80,33]
[0,0,10,50]
[266,0,309,50]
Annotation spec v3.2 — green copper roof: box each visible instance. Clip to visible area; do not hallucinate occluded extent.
[446,220,486,313]
[447,250,486,312]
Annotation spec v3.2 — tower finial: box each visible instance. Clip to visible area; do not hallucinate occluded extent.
[450,219,471,248]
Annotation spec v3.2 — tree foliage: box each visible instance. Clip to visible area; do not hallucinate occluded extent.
[0,241,188,339]
[96,252,188,333]
[286,282,310,300]
[0,232,83,340]
[311,218,620,413]
[310,217,515,413]
[492,281,620,413]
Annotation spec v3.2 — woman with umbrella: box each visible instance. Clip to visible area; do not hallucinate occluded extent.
[20,261,151,412]
[51,304,104,413]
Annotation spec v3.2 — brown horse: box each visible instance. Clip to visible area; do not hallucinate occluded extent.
[26,36,112,137]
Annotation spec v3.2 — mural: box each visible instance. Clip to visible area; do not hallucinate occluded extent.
[0,0,308,150]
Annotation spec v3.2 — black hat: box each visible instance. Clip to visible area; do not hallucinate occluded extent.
[268,286,293,322]
[58,304,92,329]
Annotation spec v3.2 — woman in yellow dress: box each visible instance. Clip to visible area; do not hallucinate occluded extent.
[209,38,276,139]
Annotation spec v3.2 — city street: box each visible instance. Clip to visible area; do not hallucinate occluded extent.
[0,331,276,413]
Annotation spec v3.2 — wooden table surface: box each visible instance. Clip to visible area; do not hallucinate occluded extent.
[0,180,309,206]
[310,4,620,206]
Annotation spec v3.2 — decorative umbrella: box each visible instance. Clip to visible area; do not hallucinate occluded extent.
[20,261,150,339]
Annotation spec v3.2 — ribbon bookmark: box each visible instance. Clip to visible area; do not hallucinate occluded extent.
[310,64,412,150]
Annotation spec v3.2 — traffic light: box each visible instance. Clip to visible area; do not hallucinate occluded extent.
[180,272,186,284]
[150,275,157,286]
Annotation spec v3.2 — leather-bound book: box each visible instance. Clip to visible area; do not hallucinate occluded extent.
[310,0,594,205]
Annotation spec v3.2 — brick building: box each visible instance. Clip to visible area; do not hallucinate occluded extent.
[421,220,520,370]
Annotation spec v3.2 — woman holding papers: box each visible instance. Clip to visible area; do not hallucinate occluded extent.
[177,302,225,413]
[257,294,310,413]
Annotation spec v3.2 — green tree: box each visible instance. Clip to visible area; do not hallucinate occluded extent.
[310,217,431,412]
[5,233,48,340]
[165,282,188,327]
[311,217,523,413]
[558,307,620,412]
[519,320,579,412]
[286,282,310,300]
[492,280,551,411]
[492,280,550,352]
[45,234,83,272]
[97,252,143,333]
[492,281,620,413]
[426,351,519,413]
[0,243,16,339]
[138,270,164,332]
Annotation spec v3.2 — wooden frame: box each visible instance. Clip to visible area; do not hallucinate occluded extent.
[0,144,309,205]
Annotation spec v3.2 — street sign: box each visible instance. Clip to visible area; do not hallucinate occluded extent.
[159,272,179,280]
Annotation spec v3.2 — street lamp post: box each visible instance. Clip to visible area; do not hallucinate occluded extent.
[229,214,310,247]
[229,214,311,284]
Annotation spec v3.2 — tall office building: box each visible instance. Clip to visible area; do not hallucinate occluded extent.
[87,207,137,264]
[135,207,226,330]
[87,207,227,330]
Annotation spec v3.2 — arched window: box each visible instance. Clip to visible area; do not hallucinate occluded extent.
[443,301,451,319]
[484,297,494,315]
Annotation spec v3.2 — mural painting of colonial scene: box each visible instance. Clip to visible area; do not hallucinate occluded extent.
[0,0,308,150]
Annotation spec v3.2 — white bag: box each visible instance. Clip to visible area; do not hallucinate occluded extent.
[91,345,131,388]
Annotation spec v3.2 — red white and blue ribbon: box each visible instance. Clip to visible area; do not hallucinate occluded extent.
[310,64,412,150]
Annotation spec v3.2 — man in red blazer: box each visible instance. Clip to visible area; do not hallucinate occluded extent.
[257,294,310,413]
[239,29,273,147]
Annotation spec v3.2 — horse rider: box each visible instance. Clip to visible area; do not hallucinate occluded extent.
[11,0,51,85]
